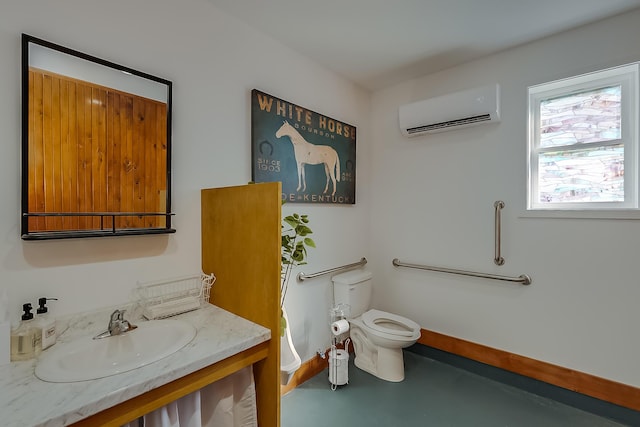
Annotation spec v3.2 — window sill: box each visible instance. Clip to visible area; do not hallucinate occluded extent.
[520,209,640,220]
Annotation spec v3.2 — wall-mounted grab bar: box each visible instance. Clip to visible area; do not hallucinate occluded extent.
[392,258,531,285]
[297,257,367,281]
[494,200,505,266]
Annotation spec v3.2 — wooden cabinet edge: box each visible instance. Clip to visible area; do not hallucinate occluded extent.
[70,341,270,427]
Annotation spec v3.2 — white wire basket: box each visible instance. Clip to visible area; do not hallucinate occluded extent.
[136,273,216,319]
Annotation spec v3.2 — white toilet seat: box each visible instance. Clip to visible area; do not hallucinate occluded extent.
[362,309,420,338]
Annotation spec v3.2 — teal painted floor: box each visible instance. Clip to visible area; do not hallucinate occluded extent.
[281,351,626,427]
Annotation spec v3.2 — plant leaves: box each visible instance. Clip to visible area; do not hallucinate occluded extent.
[280,315,287,337]
[281,211,315,310]
[283,217,298,228]
[295,225,313,236]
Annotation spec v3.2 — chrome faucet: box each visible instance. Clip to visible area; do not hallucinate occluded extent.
[93,309,138,339]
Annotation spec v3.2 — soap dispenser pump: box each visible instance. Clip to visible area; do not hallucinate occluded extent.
[36,298,57,350]
[10,303,42,361]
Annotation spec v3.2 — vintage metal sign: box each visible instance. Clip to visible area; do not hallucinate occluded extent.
[251,89,356,204]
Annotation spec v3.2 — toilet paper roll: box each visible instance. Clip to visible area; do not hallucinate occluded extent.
[331,319,350,335]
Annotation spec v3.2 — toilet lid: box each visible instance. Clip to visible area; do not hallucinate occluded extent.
[362,309,420,338]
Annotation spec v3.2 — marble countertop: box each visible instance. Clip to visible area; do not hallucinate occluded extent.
[0,304,271,427]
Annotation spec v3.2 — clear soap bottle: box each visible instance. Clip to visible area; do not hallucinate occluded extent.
[10,303,42,361]
[36,298,57,350]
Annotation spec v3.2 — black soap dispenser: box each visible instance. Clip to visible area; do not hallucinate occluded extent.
[10,303,42,361]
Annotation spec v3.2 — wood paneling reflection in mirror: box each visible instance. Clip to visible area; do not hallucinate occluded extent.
[22,34,174,240]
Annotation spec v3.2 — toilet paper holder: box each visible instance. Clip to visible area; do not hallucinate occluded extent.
[330,304,350,323]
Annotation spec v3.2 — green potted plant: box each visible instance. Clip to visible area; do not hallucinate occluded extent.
[280,211,315,335]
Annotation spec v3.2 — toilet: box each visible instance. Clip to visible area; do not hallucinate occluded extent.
[332,269,420,382]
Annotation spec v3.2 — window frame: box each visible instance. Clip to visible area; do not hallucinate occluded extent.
[526,63,639,218]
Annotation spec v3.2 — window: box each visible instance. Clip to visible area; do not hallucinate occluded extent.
[527,63,639,217]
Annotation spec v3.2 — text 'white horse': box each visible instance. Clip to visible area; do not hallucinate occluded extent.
[275,120,340,196]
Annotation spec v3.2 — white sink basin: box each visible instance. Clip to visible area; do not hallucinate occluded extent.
[35,318,196,382]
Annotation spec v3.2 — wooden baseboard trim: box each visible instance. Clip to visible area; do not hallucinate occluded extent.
[418,329,640,411]
[281,331,640,412]
[280,352,328,395]
[280,341,354,395]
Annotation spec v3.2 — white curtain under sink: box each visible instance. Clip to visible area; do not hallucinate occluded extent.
[122,366,258,427]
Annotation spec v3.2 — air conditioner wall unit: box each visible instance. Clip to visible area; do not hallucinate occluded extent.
[398,84,500,137]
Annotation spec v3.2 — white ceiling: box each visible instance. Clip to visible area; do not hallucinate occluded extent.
[209,0,640,91]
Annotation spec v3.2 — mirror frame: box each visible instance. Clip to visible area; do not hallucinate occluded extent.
[21,34,175,240]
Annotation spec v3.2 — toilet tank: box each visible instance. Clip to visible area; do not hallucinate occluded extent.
[332,269,372,318]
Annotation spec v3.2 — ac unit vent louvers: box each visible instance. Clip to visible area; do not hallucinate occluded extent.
[406,114,492,134]
[398,84,500,136]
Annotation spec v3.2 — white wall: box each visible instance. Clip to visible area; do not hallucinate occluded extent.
[3,0,638,393]
[370,9,640,388]
[0,0,371,364]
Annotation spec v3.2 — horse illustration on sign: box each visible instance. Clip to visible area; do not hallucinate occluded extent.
[275,120,340,196]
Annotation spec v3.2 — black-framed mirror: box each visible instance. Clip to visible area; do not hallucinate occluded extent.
[21,34,175,240]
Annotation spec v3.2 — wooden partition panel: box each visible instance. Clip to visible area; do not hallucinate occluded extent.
[201,182,281,427]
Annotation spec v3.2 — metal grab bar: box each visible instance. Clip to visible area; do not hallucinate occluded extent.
[297,257,367,281]
[392,258,531,285]
[494,200,505,266]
